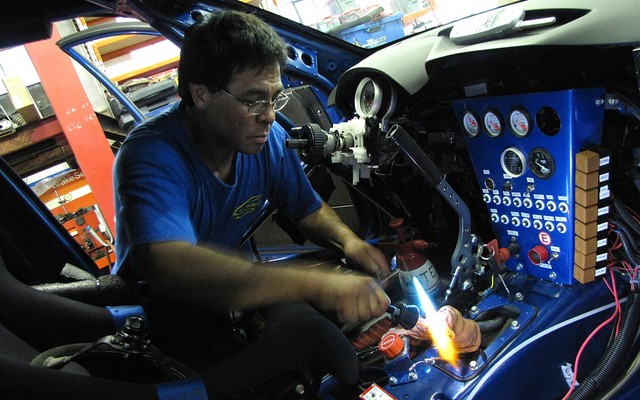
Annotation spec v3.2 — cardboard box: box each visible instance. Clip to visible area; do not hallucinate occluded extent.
[2,75,42,124]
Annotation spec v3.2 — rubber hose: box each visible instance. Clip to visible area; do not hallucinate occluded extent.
[595,345,640,400]
[568,290,640,400]
[476,314,508,334]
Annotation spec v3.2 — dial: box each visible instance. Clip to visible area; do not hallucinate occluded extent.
[528,147,555,179]
[484,110,503,137]
[354,77,382,117]
[509,108,532,137]
[462,111,480,137]
[500,147,526,178]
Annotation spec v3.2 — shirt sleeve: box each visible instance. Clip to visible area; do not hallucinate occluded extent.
[267,123,322,221]
[114,131,197,250]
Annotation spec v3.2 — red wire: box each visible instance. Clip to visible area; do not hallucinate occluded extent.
[562,268,620,400]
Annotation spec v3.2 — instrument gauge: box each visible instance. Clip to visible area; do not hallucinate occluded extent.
[509,108,532,137]
[500,147,527,178]
[483,110,503,137]
[354,77,382,118]
[528,148,555,179]
[462,111,480,137]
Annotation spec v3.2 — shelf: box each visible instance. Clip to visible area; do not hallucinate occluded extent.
[94,34,159,58]
[108,55,179,84]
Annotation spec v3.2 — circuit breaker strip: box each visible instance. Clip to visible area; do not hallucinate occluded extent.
[573,149,611,283]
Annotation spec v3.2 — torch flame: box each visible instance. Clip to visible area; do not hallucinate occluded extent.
[413,276,458,366]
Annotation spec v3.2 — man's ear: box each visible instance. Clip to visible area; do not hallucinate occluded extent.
[189,83,211,108]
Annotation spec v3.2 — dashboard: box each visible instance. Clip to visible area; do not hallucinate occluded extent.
[325,0,640,286]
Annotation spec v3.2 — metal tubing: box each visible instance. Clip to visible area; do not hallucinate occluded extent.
[386,124,476,291]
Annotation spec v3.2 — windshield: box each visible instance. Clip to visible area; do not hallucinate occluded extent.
[250,0,521,48]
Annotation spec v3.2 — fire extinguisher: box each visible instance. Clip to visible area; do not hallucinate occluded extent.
[390,218,440,300]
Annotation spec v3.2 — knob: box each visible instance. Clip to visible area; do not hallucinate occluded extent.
[528,245,549,265]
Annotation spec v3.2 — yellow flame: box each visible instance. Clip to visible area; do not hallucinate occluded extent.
[413,277,459,366]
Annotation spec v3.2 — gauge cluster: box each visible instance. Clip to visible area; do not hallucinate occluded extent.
[460,106,560,180]
[334,75,400,126]
[354,77,382,118]
[453,88,606,284]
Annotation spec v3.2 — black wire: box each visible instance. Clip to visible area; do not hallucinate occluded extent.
[613,197,640,238]
[610,224,640,267]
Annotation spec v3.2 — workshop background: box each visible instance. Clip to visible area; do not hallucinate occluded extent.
[0,16,361,274]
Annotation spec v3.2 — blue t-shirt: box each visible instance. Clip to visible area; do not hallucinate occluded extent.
[112,101,322,279]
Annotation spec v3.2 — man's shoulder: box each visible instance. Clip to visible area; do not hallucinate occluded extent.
[126,104,183,141]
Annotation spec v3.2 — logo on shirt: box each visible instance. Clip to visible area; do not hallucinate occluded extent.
[233,195,262,220]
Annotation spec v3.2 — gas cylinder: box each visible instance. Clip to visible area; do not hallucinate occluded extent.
[390,218,440,300]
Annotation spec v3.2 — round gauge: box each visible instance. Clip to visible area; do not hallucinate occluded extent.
[483,110,503,137]
[528,147,555,179]
[354,77,382,118]
[500,147,527,178]
[462,111,480,137]
[509,108,532,137]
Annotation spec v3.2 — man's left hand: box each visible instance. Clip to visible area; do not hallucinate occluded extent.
[342,239,391,279]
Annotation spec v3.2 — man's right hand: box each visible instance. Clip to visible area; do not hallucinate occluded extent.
[307,270,391,324]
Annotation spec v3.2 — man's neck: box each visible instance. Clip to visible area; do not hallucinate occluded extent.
[181,105,236,183]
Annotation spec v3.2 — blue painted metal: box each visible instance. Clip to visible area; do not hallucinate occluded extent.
[452,88,606,284]
[156,376,209,400]
[57,22,162,125]
[106,305,146,330]
[380,275,631,399]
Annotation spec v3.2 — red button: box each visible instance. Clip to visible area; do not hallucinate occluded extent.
[528,245,549,264]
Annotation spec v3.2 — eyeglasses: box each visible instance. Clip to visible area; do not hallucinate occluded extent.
[220,89,289,116]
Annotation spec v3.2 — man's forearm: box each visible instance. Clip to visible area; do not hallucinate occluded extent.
[136,239,389,323]
[138,241,317,311]
[296,202,360,251]
[296,201,390,278]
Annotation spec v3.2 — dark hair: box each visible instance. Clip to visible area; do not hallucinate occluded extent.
[178,10,288,106]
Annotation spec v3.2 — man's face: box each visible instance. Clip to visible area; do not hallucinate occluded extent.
[193,63,284,156]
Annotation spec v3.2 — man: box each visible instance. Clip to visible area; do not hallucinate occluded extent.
[112,10,390,397]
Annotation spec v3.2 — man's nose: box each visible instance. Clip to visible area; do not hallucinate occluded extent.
[258,104,277,123]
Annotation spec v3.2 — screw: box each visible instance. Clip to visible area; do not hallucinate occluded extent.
[470,306,479,314]
[408,371,418,380]
[515,292,524,301]
[469,360,478,370]
[295,384,305,395]
[389,376,398,385]
[511,320,520,329]
[549,271,557,280]
[516,263,523,271]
